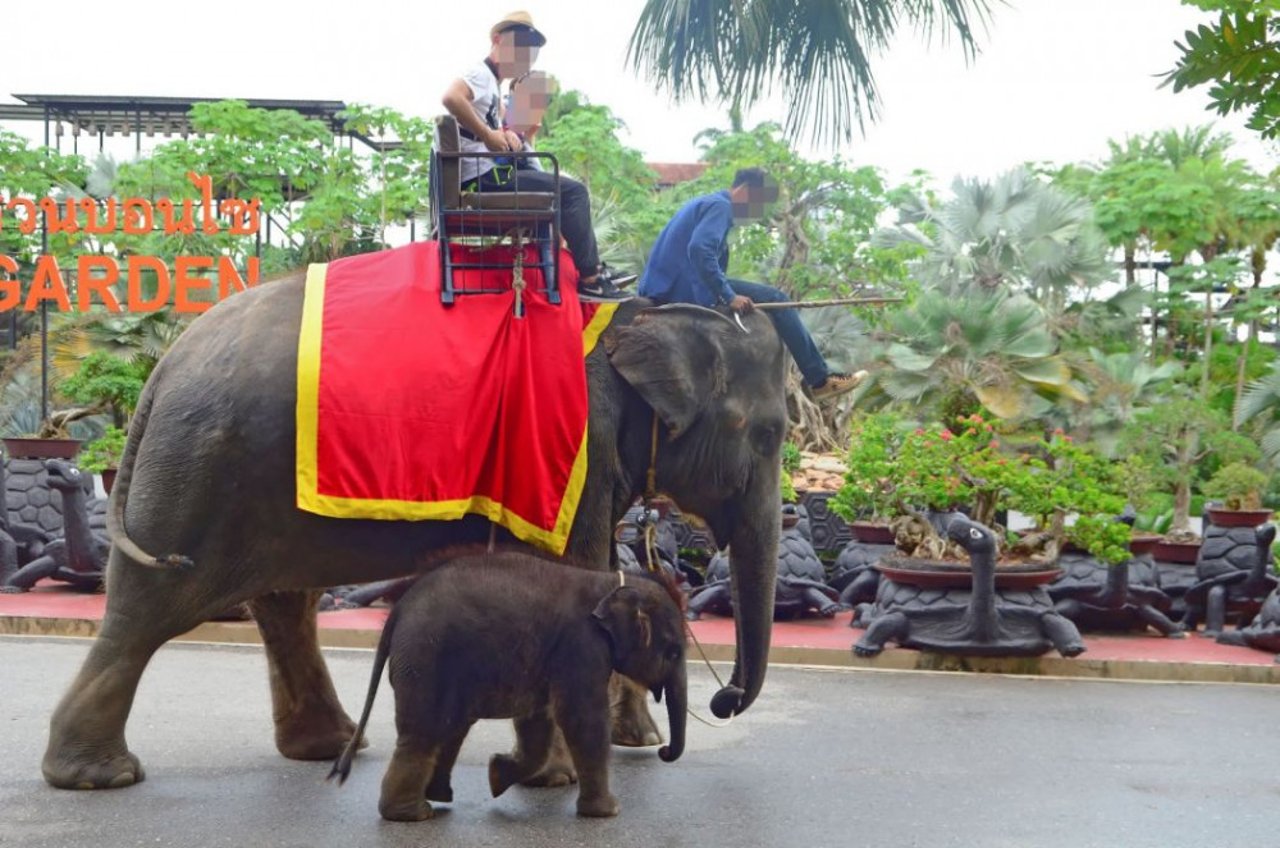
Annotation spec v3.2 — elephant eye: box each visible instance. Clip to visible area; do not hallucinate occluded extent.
[750,422,783,457]
[665,646,681,662]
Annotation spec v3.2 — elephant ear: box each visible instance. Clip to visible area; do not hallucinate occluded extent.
[606,312,726,438]
[592,586,652,654]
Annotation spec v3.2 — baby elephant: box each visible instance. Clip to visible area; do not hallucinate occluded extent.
[329,549,688,821]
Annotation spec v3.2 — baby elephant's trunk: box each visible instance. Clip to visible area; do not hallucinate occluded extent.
[658,657,687,762]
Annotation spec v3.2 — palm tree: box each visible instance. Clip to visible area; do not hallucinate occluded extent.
[626,0,995,145]
[1236,362,1280,467]
[877,287,1083,421]
[875,169,1113,319]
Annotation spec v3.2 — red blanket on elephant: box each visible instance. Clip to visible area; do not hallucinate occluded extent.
[295,241,618,555]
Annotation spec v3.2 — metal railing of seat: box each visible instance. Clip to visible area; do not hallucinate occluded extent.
[429,133,563,317]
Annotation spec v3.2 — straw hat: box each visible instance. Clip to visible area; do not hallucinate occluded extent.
[491,11,547,46]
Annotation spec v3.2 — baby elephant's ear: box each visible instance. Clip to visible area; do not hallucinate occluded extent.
[592,587,652,650]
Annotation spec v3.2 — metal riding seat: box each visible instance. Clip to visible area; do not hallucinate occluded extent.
[428,114,562,316]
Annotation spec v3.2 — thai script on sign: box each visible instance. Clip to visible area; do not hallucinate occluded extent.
[1,171,260,237]
[0,171,261,314]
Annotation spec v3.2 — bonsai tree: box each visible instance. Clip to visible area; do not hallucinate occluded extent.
[59,352,148,429]
[831,412,905,525]
[1006,431,1132,566]
[1204,461,1268,511]
[77,426,127,474]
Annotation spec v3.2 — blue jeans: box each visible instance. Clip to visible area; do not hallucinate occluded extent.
[728,279,829,387]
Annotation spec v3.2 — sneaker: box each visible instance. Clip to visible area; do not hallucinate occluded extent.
[578,273,633,302]
[597,263,638,288]
[811,370,868,401]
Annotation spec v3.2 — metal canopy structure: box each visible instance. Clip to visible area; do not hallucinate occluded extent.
[0,93,398,152]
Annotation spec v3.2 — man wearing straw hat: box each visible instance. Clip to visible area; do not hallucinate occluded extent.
[440,11,634,302]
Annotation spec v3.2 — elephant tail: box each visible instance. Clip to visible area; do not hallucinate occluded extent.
[329,603,398,786]
[106,368,195,571]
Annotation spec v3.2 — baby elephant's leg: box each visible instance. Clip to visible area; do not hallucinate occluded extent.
[379,736,440,822]
[425,730,469,803]
[554,687,618,817]
[490,710,554,797]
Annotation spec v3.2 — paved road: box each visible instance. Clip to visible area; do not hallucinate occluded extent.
[2,636,1277,847]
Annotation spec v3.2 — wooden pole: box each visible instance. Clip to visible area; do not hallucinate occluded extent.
[751,296,903,311]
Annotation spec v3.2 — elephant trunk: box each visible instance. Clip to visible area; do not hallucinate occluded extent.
[711,483,780,719]
[657,658,687,762]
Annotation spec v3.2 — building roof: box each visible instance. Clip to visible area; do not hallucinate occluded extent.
[647,162,707,187]
[0,93,393,150]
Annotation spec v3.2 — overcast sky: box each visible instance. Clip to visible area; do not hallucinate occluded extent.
[1,0,1273,188]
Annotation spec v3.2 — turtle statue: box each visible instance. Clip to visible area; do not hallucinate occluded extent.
[616,503,704,589]
[1048,552,1184,638]
[1183,523,1279,637]
[852,516,1086,659]
[319,577,415,611]
[686,506,842,621]
[1216,578,1280,660]
[830,538,891,615]
[617,540,693,594]
[1,460,110,593]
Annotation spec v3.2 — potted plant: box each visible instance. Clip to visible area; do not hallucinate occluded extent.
[831,412,903,544]
[2,408,91,459]
[1203,461,1272,527]
[78,426,127,494]
[1004,430,1134,565]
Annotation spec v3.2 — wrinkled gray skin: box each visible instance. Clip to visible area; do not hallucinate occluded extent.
[42,281,786,791]
[329,551,687,821]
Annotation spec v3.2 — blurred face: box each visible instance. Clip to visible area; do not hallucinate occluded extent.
[730,177,780,221]
[511,71,557,112]
[492,28,540,79]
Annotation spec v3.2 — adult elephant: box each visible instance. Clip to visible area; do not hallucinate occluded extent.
[42,275,787,790]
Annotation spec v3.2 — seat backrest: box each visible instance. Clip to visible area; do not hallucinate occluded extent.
[433,115,463,210]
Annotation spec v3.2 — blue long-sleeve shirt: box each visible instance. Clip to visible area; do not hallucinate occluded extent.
[639,190,737,307]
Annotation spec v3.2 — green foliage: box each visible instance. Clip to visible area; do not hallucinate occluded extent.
[1165,2,1280,139]
[781,442,802,475]
[78,425,127,473]
[831,412,905,521]
[1204,460,1268,509]
[59,352,147,425]
[682,123,917,300]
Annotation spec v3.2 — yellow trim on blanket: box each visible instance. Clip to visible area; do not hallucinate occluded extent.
[296,263,327,514]
[294,276,619,555]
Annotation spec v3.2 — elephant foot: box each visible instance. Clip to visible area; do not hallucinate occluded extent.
[277,714,365,761]
[380,798,433,822]
[0,585,25,594]
[1166,630,1187,639]
[1058,643,1087,658]
[610,681,662,748]
[684,610,701,621]
[576,791,620,818]
[424,774,453,803]
[520,762,577,787]
[819,603,839,618]
[42,747,145,790]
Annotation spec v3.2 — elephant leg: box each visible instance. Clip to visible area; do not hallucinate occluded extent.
[425,728,470,803]
[854,611,908,657]
[57,568,105,593]
[609,673,661,747]
[248,590,358,760]
[490,710,554,797]
[1136,604,1185,638]
[519,724,578,788]
[1203,586,1227,637]
[0,555,60,593]
[1041,612,1086,657]
[379,735,438,822]
[43,551,216,789]
[554,685,618,818]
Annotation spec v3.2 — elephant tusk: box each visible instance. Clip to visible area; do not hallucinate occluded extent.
[733,313,749,334]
